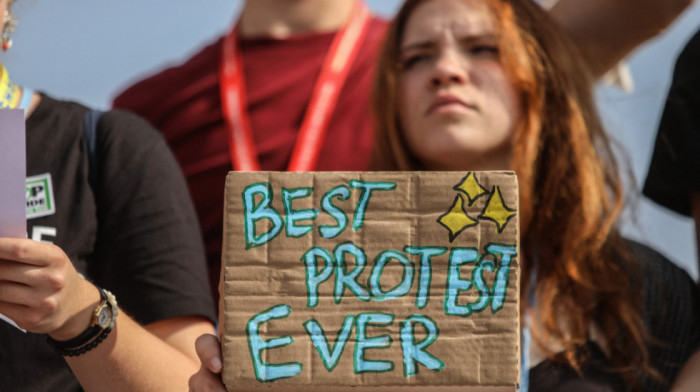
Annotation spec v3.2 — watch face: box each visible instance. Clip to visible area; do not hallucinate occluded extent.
[97,306,113,329]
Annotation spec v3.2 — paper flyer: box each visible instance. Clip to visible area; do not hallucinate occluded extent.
[0,108,27,331]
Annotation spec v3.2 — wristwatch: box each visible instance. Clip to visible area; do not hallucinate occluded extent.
[46,287,118,356]
[92,288,117,331]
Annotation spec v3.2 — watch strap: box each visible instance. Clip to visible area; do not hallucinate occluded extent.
[46,287,118,355]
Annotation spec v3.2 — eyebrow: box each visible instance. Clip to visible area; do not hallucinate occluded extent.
[400,33,498,53]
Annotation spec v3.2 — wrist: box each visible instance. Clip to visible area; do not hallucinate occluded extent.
[46,287,119,357]
[48,283,101,341]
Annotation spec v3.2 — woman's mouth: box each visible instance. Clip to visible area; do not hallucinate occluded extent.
[426,94,476,115]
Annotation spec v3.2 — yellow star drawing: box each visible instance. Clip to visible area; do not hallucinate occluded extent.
[453,172,489,206]
[479,186,516,234]
[437,195,478,242]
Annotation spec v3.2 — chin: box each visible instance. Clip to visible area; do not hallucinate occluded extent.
[413,141,511,172]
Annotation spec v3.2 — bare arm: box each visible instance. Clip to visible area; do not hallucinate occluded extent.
[68,315,214,392]
[0,238,215,392]
[550,0,695,78]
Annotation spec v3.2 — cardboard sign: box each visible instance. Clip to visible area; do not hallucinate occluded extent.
[221,172,520,391]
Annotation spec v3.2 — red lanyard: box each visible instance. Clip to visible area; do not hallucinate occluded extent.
[220,1,371,171]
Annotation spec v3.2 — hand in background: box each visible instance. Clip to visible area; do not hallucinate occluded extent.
[189,333,227,392]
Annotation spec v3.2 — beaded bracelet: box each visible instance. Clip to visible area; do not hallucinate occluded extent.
[55,327,112,357]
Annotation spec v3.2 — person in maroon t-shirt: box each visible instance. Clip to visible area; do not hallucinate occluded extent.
[114,0,695,308]
[114,1,387,303]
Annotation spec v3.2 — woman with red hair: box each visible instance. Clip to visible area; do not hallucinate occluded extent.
[371,0,699,390]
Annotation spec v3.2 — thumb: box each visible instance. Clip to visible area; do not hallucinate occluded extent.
[195,333,223,373]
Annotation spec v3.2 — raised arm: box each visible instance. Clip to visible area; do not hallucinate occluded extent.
[549,0,695,78]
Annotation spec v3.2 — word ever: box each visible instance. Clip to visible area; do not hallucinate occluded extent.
[247,307,443,382]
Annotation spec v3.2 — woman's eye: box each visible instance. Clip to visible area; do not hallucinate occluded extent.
[470,45,499,56]
[400,53,431,70]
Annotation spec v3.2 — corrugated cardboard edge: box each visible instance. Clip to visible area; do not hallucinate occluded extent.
[226,385,517,392]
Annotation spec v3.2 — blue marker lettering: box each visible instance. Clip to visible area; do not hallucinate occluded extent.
[348,181,397,231]
[301,247,334,308]
[354,312,395,373]
[246,305,302,382]
[369,250,414,302]
[333,242,370,303]
[282,187,318,238]
[319,185,351,239]
[242,183,283,249]
[400,314,445,377]
[304,315,355,371]
[405,246,447,309]
[444,248,479,317]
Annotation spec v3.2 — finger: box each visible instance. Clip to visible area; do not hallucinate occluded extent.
[0,301,31,328]
[195,333,223,373]
[0,238,64,267]
[0,281,37,306]
[0,299,63,334]
[188,367,227,392]
[0,259,43,285]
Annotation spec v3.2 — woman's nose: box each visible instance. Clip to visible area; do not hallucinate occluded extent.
[430,50,468,87]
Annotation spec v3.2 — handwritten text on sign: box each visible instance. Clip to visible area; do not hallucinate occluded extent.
[237,173,517,383]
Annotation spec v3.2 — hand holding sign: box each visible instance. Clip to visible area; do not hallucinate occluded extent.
[189,333,227,392]
[0,238,100,340]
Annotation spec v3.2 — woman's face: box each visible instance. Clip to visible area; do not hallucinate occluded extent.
[397,0,521,171]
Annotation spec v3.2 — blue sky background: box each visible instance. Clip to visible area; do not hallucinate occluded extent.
[4,1,700,279]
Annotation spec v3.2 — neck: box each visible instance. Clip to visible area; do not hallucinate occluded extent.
[23,88,41,119]
[421,148,513,173]
[238,0,356,38]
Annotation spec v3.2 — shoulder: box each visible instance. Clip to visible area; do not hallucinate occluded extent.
[26,94,95,154]
[623,239,695,287]
[674,29,700,80]
[345,15,389,79]
[112,36,224,117]
[623,239,700,333]
[361,16,390,56]
[622,240,700,387]
[97,108,163,144]
[28,94,89,128]
[366,15,389,40]
[620,239,699,328]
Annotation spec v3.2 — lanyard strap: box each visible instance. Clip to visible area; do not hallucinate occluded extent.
[0,65,21,109]
[18,87,34,112]
[0,65,33,113]
[220,1,371,171]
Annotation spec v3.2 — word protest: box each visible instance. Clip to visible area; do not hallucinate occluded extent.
[221,172,520,391]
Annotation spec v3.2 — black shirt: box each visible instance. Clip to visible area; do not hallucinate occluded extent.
[644,29,700,216]
[529,241,700,392]
[1,95,216,391]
